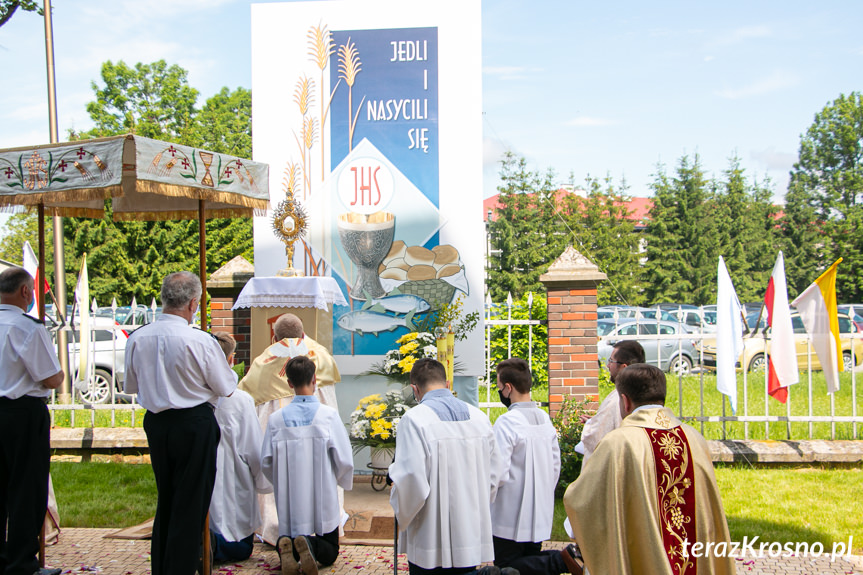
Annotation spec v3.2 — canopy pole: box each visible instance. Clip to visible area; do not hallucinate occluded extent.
[199,200,207,331]
[37,204,45,321]
[44,0,71,402]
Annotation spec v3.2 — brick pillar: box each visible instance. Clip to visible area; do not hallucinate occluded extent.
[208,256,254,370]
[540,246,606,416]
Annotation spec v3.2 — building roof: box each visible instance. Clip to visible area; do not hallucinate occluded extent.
[483,188,653,228]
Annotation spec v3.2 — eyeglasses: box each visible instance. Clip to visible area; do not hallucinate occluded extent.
[607,359,625,365]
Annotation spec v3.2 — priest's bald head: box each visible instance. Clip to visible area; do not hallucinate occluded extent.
[409,358,447,401]
[274,313,304,341]
[615,363,666,419]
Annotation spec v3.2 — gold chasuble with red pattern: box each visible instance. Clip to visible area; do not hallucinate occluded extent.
[564,407,735,575]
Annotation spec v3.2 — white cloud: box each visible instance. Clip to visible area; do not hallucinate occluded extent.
[711,24,772,47]
[483,136,511,171]
[565,116,619,127]
[750,147,796,172]
[715,70,798,99]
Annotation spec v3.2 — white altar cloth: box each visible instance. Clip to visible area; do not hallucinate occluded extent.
[232,277,347,311]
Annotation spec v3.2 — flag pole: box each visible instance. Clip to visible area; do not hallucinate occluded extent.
[44,0,71,403]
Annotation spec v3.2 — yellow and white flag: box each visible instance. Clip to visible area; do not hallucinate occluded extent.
[792,258,843,393]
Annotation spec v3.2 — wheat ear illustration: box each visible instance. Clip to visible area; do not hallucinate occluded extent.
[338,38,364,152]
[308,22,337,182]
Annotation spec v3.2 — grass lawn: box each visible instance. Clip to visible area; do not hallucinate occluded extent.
[53,461,863,555]
[552,463,863,552]
[50,408,147,428]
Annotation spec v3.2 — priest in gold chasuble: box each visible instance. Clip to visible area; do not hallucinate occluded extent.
[564,364,735,575]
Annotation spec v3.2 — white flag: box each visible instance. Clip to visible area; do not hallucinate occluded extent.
[716,257,743,412]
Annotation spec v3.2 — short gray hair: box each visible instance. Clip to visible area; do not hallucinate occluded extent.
[161,272,202,309]
[0,267,33,294]
[274,313,304,340]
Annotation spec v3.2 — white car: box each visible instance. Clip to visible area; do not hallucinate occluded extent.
[64,317,130,404]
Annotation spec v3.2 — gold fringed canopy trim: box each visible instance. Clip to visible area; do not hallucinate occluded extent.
[112,207,257,222]
[0,134,270,220]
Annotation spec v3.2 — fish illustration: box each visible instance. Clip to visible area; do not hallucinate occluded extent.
[361,292,430,315]
[337,310,415,336]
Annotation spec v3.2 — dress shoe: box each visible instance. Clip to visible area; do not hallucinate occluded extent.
[278,536,300,575]
[34,568,62,575]
[294,535,318,575]
[561,544,584,575]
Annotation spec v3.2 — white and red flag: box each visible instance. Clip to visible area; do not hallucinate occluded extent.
[792,258,843,393]
[764,251,798,403]
[22,241,49,319]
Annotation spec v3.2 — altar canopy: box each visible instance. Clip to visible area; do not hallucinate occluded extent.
[0,134,269,220]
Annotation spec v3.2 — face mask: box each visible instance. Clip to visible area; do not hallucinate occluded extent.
[26,296,35,313]
[498,387,512,408]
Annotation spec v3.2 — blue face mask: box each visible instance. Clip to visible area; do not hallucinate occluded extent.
[26,297,35,313]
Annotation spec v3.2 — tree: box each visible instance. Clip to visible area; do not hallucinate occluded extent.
[0,0,41,28]
[487,152,563,301]
[643,154,717,304]
[0,61,254,305]
[713,155,779,303]
[783,92,863,300]
[558,175,642,305]
[82,60,199,141]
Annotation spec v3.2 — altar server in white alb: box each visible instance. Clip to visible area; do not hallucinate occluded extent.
[491,358,579,575]
[389,358,502,575]
[261,355,353,575]
[209,332,272,563]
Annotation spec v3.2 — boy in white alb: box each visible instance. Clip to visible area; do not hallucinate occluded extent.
[210,332,272,563]
[261,356,353,575]
[491,358,577,575]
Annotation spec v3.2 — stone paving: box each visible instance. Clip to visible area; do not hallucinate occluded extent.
[43,528,863,575]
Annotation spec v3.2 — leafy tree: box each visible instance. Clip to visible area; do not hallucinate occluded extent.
[0,0,41,28]
[81,60,199,141]
[487,292,548,388]
[1,61,254,305]
[643,154,717,304]
[487,152,563,301]
[559,175,642,305]
[783,92,863,300]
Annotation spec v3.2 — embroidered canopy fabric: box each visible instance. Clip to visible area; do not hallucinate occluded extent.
[232,277,348,311]
[0,134,269,220]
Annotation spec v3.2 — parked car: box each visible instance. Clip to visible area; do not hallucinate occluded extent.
[598,306,677,322]
[597,318,699,374]
[65,317,129,404]
[670,307,717,333]
[837,305,863,332]
[698,311,862,372]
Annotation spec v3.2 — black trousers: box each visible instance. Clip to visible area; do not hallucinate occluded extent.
[0,396,50,575]
[144,404,220,575]
[283,527,340,567]
[493,536,567,575]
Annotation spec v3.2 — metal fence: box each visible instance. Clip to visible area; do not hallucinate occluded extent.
[46,299,159,427]
[480,299,862,441]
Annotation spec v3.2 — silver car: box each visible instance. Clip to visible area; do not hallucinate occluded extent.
[597,318,699,374]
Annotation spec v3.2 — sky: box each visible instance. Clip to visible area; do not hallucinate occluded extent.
[1,0,861,208]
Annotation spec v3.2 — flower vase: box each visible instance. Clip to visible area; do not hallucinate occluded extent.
[369,446,395,471]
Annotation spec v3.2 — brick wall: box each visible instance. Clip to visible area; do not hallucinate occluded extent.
[209,296,252,369]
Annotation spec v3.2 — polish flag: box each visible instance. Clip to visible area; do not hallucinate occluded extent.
[792,258,843,393]
[22,241,48,319]
[764,251,798,402]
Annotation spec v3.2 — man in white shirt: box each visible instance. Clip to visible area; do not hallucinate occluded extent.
[389,358,501,575]
[491,358,572,575]
[124,271,238,575]
[0,267,64,575]
[261,355,353,575]
[209,332,271,563]
[576,340,644,463]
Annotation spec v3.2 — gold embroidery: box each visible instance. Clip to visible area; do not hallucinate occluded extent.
[655,410,672,428]
[658,433,683,459]
[650,427,695,575]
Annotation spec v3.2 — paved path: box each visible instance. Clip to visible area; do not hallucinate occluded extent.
[44,529,862,575]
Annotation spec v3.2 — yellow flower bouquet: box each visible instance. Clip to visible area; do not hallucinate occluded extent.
[364,331,439,385]
[348,390,412,453]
